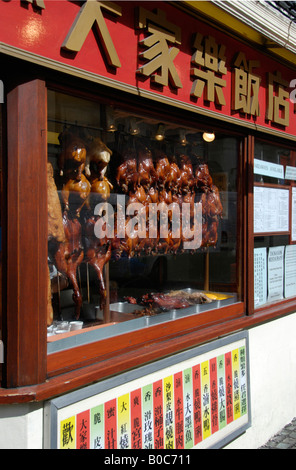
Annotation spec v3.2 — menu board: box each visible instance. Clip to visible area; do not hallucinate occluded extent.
[254,248,267,307]
[46,334,250,450]
[284,245,296,298]
[255,244,296,308]
[267,246,284,302]
[254,187,289,233]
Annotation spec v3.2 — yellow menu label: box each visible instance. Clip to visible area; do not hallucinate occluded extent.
[117,393,130,449]
[60,416,75,449]
[201,360,211,440]
[232,349,240,420]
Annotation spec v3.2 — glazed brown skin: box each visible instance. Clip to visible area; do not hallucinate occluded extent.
[127,185,150,206]
[84,139,112,307]
[58,133,87,175]
[155,152,171,189]
[206,185,223,217]
[114,147,223,255]
[111,213,139,259]
[169,162,181,193]
[90,176,113,201]
[177,154,195,193]
[195,162,213,189]
[164,228,182,254]
[137,146,156,189]
[86,137,113,201]
[62,167,91,217]
[137,229,157,255]
[116,148,138,193]
[148,185,159,203]
[127,185,151,222]
[140,293,191,310]
[200,185,223,247]
[182,191,196,219]
[85,137,112,177]
[120,219,139,258]
[58,212,84,319]
[60,138,91,217]
[158,187,173,205]
[58,131,91,217]
[125,291,212,313]
[83,216,112,309]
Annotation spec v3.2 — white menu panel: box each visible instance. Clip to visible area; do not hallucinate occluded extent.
[267,246,284,302]
[254,247,267,308]
[254,187,289,233]
[284,245,296,298]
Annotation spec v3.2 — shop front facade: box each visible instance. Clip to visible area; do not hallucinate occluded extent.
[0,0,296,449]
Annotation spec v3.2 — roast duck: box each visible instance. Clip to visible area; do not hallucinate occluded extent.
[86,137,113,200]
[59,130,91,218]
[48,131,114,321]
[48,130,223,322]
[114,143,223,256]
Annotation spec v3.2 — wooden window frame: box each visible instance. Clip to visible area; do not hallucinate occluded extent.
[3,79,48,388]
[250,137,296,316]
[1,77,295,402]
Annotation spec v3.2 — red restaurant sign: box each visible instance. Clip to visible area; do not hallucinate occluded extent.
[1,0,296,136]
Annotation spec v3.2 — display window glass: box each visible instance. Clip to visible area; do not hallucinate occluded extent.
[47,90,242,341]
[254,140,296,308]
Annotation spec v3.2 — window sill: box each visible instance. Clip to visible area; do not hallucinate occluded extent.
[0,299,295,404]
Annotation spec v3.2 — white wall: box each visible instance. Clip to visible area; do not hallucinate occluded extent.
[0,313,295,449]
[0,403,43,449]
[225,312,296,448]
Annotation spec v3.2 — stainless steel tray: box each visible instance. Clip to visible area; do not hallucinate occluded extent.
[95,290,236,319]
[95,301,143,319]
[110,302,144,313]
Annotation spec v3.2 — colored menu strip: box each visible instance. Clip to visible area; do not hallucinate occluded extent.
[131,388,142,449]
[183,368,194,449]
[58,346,247,449]
[201,360,211,440]
[174,371,184,449]
[142,383,153,449]
[164,375,174,449]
